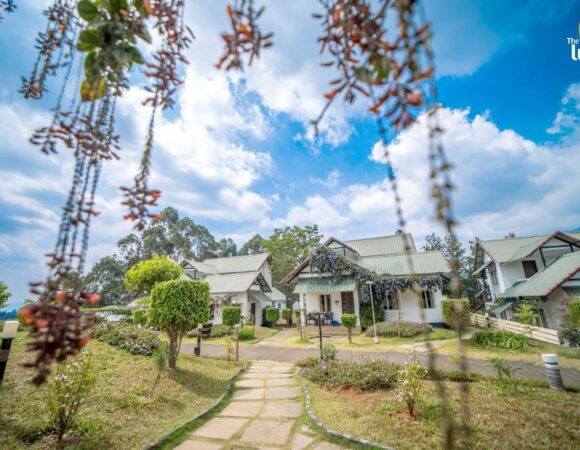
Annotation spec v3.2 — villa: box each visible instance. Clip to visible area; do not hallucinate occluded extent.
[181,254,286,326]
[473,231,580,329]
[281,233,451,328]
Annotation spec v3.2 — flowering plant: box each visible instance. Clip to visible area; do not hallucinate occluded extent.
[395,353,427,417]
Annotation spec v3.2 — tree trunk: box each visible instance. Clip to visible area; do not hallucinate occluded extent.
[348,327,352,343]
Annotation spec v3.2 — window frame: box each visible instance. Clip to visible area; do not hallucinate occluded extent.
[384,291,399,310]
[522,260,538,279]
[319,294,331,312]
[420,290,435,309]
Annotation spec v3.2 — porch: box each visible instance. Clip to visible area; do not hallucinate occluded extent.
[303,325,362,337]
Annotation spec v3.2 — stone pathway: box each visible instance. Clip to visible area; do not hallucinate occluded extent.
[174,361,346,450]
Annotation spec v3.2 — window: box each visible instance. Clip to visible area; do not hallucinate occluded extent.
[488,263,499,285]
[319,294,331,312]
[522,260,538,278]
[420,290,435,309]
[384,291,399,310]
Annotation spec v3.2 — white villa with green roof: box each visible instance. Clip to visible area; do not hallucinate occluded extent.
[281,234,451,327]
[181,254,285,326]
[473,231,580,329]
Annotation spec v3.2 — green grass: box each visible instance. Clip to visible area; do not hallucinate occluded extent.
[0,333,244,449]
[306,379,580,449]
[178,326,278,345]
[337,328,457,349]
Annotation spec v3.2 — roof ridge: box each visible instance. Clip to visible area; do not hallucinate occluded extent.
[361,250,444,258]
[343,233,412,242]
[203,253,268,262]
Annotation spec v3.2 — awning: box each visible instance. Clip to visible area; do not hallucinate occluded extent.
[249,291,272,304]
[491,301,514,316]
[473,260,491,277]
[293,277,356,294]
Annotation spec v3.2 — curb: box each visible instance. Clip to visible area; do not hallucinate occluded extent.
[296,369,395,450]
[143,361,249,450]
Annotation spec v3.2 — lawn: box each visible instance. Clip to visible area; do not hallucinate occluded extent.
[437,337,580,370]
[339,328,457,349]
[0,333,244,449]
[306,379,580,450]
[178,326,278,345]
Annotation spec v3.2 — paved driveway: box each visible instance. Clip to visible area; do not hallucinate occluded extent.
[182,341,580,387]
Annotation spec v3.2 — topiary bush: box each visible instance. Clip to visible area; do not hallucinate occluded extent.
[92,322,160,355]
[472,330,528,350]
[365,321,432,338]
[238,327,255,341]
[133,309,148,326]
[282,308,292,324]
[222,306,242,327]
[359,302,384,328]
[341,313,357,343]
[124,256,183,293]
[265,307,280,325]
[568,299,580,328]
[149,279,211,368]
[301,357,399,390]
[441,298,470,331]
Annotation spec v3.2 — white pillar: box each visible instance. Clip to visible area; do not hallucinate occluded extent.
[300,294,306,326]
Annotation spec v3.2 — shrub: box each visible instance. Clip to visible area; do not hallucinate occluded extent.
[365,321,432,338]
[92,322,160,355]
[295,356,320,368]
[238,327,255,341]
[148,343,167,398]
[301,357,399,390]
[341,313,357,343]
[149,279,211,368]
[321,341,337,361]
[487,357,520,392]
[472,330,528,350]
[222,306,242,327]
[282,308,293,323]
[45,351,95,443]
[441,298,470,331]
[395,354,428,417]
[133,309,148,326]
[124,256,183,292]
[187,324,231,339]
[559,312,580,348]
[360,302,384,328]
[568,299,580,327]
[265,307,280,324]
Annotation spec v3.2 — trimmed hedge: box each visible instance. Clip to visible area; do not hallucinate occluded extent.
[265,307,280,324]
[341,314,357,329]
[282,308,293,322]
[187,324,231,339]
[365,321,432,338]
[441,298,470,330]
[472,330,528,350]
[222,306,242,327]
[92,322,160,356]
[569,299,580,327]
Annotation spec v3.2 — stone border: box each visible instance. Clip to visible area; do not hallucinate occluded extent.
[296,369,395,450]
[143,361,249,450]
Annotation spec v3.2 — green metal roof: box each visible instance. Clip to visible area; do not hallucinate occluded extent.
[184,271,268,294]
[498,252,580,298]
[358,251,450,275]
[294,277,356,294]
[202,253,269,274]
[249,291,272,304]
[343,233,416,256]
[266,287,286,302]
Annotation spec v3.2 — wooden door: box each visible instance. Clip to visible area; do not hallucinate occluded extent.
[341,291,354,314]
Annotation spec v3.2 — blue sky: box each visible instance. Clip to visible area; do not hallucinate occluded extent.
[1,0,579,308]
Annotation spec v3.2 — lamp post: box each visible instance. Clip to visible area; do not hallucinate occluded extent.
[366,281,379,344]
[0,320,18,389]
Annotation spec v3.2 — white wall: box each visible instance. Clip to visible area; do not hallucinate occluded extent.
[383,288,445,324]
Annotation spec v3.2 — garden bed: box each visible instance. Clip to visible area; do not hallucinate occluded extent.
[305,378,580,449]
[0,333,244,449]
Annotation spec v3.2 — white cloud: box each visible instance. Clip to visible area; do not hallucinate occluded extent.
[547,83,580,135]
[311,170,340,189]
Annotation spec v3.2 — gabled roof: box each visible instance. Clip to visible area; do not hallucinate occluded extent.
[498,252,580,298]
[202,253,269,274]
[193,271,271,295]
[343,233,416,256]
[477,231,580,264]
[181,260,218,274]
[358,251,450,276]
[266,286,286,302]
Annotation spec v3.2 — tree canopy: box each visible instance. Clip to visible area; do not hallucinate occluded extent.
[0,281,11,310]
[124,256,183,293]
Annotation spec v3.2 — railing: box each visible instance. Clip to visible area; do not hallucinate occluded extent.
[470,313,560,345]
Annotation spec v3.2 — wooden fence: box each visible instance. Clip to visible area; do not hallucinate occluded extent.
[470,313,560,345]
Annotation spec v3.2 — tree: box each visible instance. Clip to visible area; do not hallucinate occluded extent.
[117,233,144,269]
[341,313,357,343]
[216,238,238,257]
[149,279,211,368]
[0,281,11,310]
[263,225,323,304]
[504,232,516,239]
[239,234,266,255]
[124,256,183,294]
[83,257,127,306]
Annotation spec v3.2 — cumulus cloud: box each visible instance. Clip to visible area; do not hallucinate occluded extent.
[310,170,341,189]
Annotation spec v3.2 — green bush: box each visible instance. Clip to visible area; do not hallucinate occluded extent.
[321,342,337,361]
[301,357,399,390]
[559,312,580,348]
[472,330,528,350]
[568,299,580,327]
[365,321,432,338]
[265,307,280,324]
[149,279,211,368]
[359,302,384,328]
[124,256,183,292]
[238,327,255,341]
[341,313,357,343]
[133,309,148,325]
[187,324,231,339]
[92,322,160,355]
[441,298,470,331]
[222,306,242,327]
[282,308,292,322]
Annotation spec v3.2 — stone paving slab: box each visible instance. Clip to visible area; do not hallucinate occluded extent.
[260,401,301,418]
[174,439,223,450]
[239,419,294,445]
[236,378,265,388]
[243,372,270,379]
[233,388,266,400]
[220,400,264,417]
[265,378,294,387]
[265,387,300,399]
[292,433,315,450]
[192,417,248,440]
